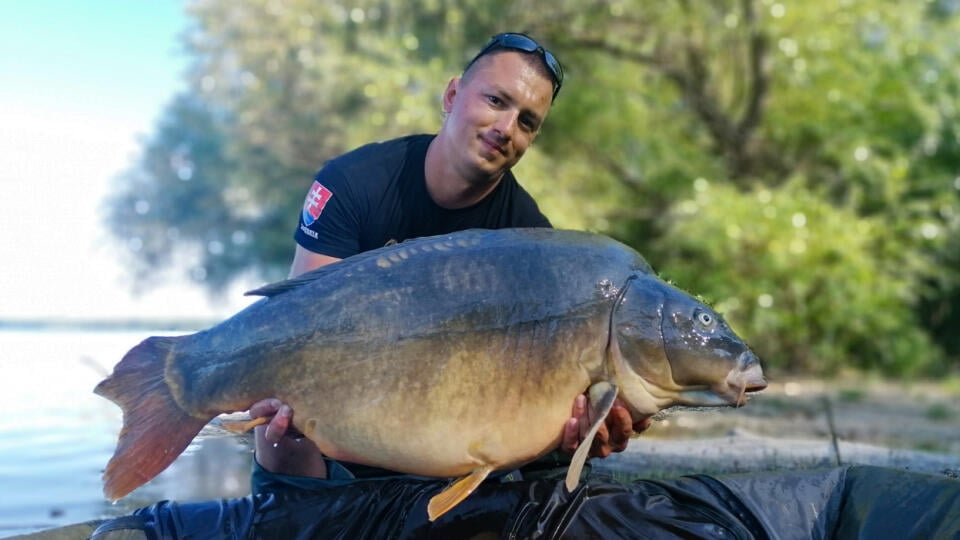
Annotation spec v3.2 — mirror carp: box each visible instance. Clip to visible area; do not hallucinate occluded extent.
[95,228,766,520]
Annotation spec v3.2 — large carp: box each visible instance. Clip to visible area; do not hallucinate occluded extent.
[95,228,766,520]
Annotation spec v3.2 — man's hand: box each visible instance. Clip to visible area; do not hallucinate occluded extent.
[560,394,652,458]
[250,398,328,478]
[249,398,296,445]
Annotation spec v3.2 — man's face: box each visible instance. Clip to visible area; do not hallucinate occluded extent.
[442,51,555,182]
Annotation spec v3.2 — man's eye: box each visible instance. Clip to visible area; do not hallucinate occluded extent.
[486,95,502,105]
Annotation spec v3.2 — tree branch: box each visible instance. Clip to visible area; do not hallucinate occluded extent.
[566,0,774,181]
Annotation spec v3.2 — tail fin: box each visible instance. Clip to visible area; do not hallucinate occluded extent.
[94,336,211,500]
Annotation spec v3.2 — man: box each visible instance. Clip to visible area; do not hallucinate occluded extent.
[249,32,645,489]
[85,33,960,540]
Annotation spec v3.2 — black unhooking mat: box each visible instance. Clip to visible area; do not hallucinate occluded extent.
[89,465,960,540]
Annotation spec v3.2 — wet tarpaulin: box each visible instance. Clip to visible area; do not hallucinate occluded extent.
[82,465,960,540]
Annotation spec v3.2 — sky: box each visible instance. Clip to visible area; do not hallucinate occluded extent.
[0,1,254,321]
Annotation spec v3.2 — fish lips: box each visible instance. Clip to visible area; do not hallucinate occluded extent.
[721,351,767,407]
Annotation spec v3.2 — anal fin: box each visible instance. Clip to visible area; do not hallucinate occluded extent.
[427,465,494,521]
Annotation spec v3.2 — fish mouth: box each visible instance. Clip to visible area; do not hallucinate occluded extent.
[724,353,767,407]
[670,359,766,409]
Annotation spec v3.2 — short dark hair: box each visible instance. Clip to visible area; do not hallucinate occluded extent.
[462,33,563,101]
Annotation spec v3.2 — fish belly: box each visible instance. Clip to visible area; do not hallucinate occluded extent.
[281,333,596,476]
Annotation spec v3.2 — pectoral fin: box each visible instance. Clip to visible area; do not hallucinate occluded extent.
[565,381,619,492]
[427,465,494,521]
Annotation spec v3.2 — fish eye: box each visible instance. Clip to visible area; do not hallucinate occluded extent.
[696,311,714,327]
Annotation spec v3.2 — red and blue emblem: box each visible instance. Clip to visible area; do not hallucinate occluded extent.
[302,181,333,226]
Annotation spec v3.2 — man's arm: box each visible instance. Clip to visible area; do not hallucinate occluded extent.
[289,245,342,277]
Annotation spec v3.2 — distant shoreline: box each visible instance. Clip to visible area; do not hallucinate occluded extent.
[0,317,220,332]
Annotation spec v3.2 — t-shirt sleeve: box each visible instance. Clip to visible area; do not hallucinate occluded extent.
[293,163,365,259]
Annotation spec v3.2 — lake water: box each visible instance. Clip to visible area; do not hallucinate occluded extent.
[0,329,253,537]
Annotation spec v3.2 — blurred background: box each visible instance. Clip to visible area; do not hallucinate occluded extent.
[1,0,958,535]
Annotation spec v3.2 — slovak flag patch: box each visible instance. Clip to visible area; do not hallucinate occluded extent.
[302,181,333,226]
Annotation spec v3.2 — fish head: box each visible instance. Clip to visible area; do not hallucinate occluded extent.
[609,274,766,418]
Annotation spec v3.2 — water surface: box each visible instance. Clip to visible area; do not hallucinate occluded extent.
[0,329,252,537]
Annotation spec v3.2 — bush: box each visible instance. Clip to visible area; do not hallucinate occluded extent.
[651,177,944,377]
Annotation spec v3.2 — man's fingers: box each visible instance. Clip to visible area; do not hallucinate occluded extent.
[579,395,596,442]
[606,406,633,452]
[560,417,580,453]
[633,417,653,434]
[560,394,587,454]
[562,392,640,456]
[584,400,635,458]
[263,404,292,444]
[571,394,586,420]
[249,398,283,419]
[566,393,589,452]
[590,422,612,458]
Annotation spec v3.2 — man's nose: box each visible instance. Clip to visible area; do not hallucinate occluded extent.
[492,111,518,141]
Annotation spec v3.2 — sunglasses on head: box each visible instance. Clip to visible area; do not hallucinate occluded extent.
[464,33,564,101]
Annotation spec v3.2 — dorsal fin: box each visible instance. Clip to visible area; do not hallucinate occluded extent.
[244,229,506,298]
[244,262,345,298]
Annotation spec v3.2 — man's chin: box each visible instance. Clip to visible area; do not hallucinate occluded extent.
[466,157,507,181]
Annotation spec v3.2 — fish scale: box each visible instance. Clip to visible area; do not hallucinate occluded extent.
[95,227,766,521]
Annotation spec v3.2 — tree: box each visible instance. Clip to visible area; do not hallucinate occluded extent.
[106,0,960,373]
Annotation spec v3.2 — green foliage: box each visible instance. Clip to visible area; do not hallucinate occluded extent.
[653,178,944,376]
[104,0,960,375]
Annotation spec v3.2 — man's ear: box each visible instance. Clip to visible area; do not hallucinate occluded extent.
[442,77,459,114]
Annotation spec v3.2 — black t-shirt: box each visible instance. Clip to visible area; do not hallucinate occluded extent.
[291,134,554,479]
[295,134,551,258]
